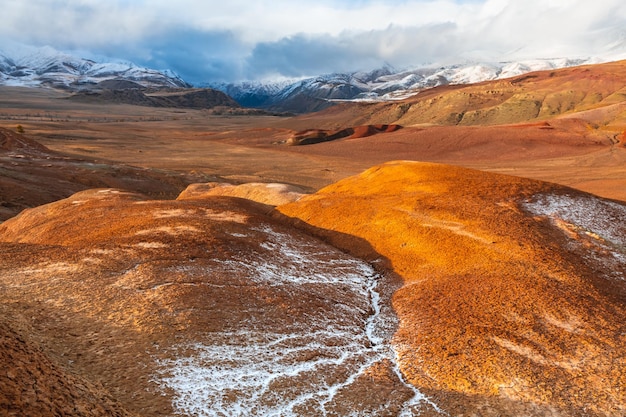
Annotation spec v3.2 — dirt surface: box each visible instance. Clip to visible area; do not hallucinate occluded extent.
[0,60,625,416]
[0,127,213,221]
[2,69,625,203]
[0,189,443,417]
[0,313,135,417]
[279,161,626,416]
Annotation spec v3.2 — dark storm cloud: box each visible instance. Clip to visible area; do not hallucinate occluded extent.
[245,34,381,78]
[122,29,249,84]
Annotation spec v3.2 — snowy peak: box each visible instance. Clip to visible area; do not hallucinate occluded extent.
[0,46,190,89]
[214,57,604,113]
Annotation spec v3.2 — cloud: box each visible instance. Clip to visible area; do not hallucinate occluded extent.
[1,0,625,83]
[118,29,250,84]
[244,23,461,79]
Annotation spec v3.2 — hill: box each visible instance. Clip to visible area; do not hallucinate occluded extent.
[0,187,442,417]
[68,88,241,109]
[0,162,623,416]
[300,59,626,130]
[278,161,625,416]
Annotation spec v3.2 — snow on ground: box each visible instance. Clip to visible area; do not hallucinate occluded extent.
[523,194,626,280]
[152,224,437,416]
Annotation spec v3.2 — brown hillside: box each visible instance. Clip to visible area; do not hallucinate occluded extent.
[287,124,402,145]
[0,127,210,221]
[303,60,626,129]
[69,88,240,109]
[278,161,626,416]
[0,313,134,417]
[0,127,51,153]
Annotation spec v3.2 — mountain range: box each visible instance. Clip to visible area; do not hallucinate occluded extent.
[211,57,610,113]
[1,46,624,114]
[0,46,189,90]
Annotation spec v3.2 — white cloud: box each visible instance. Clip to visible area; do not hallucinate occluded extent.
[1,0,625,82]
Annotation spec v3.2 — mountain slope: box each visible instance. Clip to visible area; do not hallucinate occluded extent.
[278,161,626,416]
[67,88,240,109]
[0,46,189,89]
[215,58,599,113]
[306,60,626,128]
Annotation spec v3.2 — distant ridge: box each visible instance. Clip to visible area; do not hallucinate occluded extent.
[68,87,240,109]
[300,59,626,128]
[0,46,189,90]
[212,57,612,113]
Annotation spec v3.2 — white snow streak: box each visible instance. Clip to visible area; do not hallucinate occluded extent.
[153,224,437,416]
[523,193,626,280]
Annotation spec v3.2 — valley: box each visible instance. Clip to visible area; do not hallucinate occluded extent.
[0,60,625,417]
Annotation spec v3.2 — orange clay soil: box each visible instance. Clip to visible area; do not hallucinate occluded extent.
[0,313,136,417]
[278,161,626,416]
[0,187,446,417]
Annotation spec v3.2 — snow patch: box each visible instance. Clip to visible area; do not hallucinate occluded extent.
[151,208,248,223]
[134,242,168,249]
[523,193,626,280]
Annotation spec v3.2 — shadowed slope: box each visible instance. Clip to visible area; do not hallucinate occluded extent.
[278,161,626,416]
[0,315,135,417]
[0,127,209,221]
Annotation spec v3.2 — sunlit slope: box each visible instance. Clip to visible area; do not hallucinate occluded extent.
[316,60,626,130]
[278,161,626,416]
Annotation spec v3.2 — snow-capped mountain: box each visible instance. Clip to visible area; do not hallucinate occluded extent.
[212,58,598,113]
[0,46,189,89]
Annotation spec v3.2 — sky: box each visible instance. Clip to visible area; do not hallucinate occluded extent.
[1,0,625,84]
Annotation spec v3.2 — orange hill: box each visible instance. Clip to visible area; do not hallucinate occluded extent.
[278,161,626,416]
[0,188,442,416]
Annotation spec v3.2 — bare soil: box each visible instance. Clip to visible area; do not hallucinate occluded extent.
[2,79,624,204]
[0,60,625,416]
